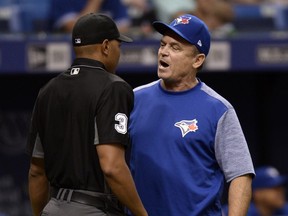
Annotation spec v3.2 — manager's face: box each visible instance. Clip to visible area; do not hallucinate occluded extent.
[157,31,201,87]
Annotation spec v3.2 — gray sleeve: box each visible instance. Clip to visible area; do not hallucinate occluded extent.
[94,117,100,145]
[32,134,44,158]
[215,108,255,182]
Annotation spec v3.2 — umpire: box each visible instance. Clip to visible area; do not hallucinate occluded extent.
[27,13,148,216]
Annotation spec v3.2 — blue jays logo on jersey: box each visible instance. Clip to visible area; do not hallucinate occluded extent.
[174,119,198,137]
[173,16,191,26]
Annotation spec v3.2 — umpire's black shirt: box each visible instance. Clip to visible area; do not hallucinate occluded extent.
[27,58,134,192]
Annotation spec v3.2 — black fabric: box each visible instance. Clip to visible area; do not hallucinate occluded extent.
[51,188,106,210]
[51,187,125,215]
[72,13,132,46]
[26,58,134,192]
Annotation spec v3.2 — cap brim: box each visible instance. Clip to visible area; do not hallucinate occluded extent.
[276,176,288,186]
[253,176,288,190]
[153,21,171,35]
[118,34,133,43]
[268,177,288,188]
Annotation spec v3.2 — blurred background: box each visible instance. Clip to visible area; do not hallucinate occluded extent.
[0,0,288,215]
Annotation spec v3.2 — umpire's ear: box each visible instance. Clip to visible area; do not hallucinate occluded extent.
[101,39,110,56]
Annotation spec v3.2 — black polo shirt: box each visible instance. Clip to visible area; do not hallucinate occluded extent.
[27,58,134,192]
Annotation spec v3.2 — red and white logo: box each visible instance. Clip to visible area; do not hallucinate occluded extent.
[173,16,191,26]
[174,119,198,137]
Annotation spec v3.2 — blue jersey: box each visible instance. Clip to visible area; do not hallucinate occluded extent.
[128,80,254,216]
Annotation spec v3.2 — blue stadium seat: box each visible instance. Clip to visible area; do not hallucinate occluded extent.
[0,0,51,33]
[233,4,276,32]
[233,4,262,18]
[274,5,288,30]
[18,0,51,33]
[0,0,21,32]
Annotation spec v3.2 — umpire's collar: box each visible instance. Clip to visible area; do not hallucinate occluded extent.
[72,58,106,70]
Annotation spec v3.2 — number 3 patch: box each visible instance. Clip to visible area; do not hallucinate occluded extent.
[115,113,128,134]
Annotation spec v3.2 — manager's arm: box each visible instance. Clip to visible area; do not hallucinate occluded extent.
[227,174,253,216]
[97,143,148,216]
[28,157,50,216]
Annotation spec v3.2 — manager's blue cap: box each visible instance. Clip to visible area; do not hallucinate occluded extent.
[253,166,288,190]
[152,14,211,56]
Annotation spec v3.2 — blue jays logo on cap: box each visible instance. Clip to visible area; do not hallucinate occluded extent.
[173,16,191,26]
[152,14,211,56]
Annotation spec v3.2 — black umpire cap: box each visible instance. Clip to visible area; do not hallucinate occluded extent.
[72,13,133,46]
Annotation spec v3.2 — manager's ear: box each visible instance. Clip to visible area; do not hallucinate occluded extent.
[101,39,110,56]
[193,53,205,69]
